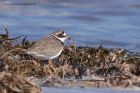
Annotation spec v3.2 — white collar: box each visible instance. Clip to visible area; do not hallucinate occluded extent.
[51,34,66,42]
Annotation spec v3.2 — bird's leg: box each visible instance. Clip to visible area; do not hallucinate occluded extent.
[48,60,53,65]
[43,60,55,77]
[47,60,54,70]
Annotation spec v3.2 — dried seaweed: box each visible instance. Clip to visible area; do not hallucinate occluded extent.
[0,28,140,89]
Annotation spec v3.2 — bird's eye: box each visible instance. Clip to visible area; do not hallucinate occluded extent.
[58,33,62,37]
[58,33,66,37]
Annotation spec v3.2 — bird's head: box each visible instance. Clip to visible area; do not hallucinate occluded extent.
[51,30,70,42]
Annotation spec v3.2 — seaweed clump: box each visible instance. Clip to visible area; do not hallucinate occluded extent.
[0,27,140,89]
[0,71,41,93]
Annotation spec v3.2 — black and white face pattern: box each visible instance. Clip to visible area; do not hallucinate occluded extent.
[51,31,70,42]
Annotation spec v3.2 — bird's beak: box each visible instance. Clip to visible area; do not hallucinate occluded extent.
[67,36,71,40]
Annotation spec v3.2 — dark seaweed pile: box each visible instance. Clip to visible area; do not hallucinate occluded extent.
[0,27,140,89]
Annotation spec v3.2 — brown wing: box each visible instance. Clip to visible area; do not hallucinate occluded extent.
[28,36,63,57]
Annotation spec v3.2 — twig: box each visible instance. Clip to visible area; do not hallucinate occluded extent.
[6,35,24,40]
[1,48,27,59]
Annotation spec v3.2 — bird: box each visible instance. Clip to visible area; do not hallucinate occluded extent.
[27,30,70,64]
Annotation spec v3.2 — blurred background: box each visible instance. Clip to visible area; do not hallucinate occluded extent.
[0,0,140,51]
